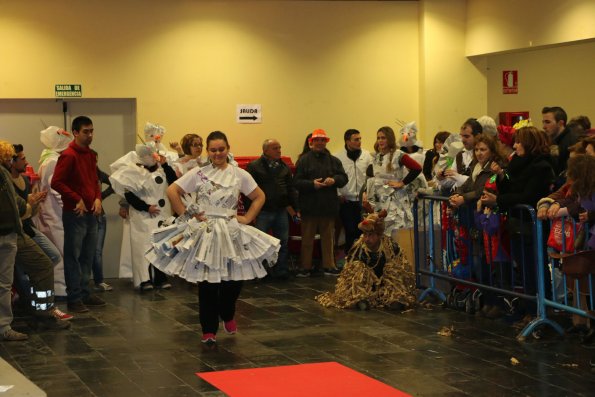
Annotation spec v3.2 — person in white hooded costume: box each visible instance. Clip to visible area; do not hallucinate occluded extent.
[110,144,177,290]
[33,126,74,296]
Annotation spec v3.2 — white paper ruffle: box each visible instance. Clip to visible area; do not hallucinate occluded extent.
[146,216,279,283]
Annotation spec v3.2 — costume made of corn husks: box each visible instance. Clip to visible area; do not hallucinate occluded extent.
[366,150,426,235]
[316,235,416,309]
[146,164,280,283]
[109,147,173,287]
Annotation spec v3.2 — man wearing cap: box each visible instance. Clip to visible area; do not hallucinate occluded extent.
[315,210,416,310]
[51,116,105,313]
[294,129,348,277]
[334,129,372,255]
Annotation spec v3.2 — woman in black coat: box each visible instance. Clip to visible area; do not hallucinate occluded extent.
[481,126,555,318]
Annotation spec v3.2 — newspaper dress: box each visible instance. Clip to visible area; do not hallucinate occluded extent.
[367,150,427,236]
[146,164,280,283]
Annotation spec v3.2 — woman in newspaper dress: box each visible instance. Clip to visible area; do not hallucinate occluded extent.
[365,126,425,243]
[147,131,279,344]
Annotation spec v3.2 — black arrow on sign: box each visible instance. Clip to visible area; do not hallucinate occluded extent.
[239,116,258,120]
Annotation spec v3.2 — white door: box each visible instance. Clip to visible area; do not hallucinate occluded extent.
[0,98,136,278]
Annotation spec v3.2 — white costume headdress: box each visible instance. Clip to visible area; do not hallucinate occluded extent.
[398,121,421,148]
[135,144,158,167]
[40,126,73,152]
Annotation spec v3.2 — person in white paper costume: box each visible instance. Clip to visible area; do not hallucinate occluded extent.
[109,144,177,290]
[144,122,179,164]
[33,126,74,297]
[433,134,466,195]
[364,126,426,234]
[146,131,280,344]
[398,121,425,166]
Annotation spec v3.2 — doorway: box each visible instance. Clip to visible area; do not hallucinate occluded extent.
[0,98,136,278]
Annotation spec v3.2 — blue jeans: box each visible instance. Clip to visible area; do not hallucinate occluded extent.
[255,209,289,275]
[62,211,98,303]
[92,214,106,284]
[31,226,61,266]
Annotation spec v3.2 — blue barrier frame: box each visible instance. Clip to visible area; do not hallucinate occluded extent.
[414,195,595,340]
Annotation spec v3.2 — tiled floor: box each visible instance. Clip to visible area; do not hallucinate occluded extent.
[1,276,594,397]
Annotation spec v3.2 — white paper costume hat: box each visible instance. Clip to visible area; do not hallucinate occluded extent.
[135,143,158,167]
[40,126,73,152]
[398,121,421,148]
[144,122,166,142]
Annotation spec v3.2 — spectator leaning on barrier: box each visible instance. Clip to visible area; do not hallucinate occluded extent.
[536,142,587,222]
[435,118,482,193]
[481,126,555,319]
[449,134,507,210]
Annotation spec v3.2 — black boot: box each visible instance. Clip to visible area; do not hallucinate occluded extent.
[35,315,71,331]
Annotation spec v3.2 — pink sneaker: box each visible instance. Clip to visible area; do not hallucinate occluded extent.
[223,320,237,335]
[52,308,74,321]
[201,333,217,344]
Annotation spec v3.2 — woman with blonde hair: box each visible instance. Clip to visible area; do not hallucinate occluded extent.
[364,126,425,266]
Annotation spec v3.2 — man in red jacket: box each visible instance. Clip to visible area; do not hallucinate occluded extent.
[51,116,106,313]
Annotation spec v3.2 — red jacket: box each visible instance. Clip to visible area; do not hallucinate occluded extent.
[51,141,100,212]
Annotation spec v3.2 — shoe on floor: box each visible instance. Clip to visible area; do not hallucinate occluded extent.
[295,269,311,278]
[82,295,106,307]
[36,315,71,330]
[67,300,89,313]
[140,281,154,291]
[2,329,28,341]
[51,307,74,321]
[323,267,341,276]
[223,320,237,335]
[155,282,172,290]
[94,282,113,292]
[201,333,217,344]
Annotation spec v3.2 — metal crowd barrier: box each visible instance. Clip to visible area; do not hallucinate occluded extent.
[413,194,594,340]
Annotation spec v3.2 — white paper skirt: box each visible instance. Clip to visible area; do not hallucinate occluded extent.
[146,216,280,283]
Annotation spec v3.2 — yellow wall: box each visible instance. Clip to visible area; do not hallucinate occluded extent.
[419,0,487,143]
[485,40,595,123]
[466,0,595,56]
[0,0,421,160]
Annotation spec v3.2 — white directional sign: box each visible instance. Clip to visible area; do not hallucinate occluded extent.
[237,104,262,124]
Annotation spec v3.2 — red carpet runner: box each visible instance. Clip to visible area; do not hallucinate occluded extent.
[197,361,411,397]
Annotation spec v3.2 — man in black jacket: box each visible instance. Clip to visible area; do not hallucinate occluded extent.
[247,139,298,280]
[542,106,579,175]
[294,129,348,277]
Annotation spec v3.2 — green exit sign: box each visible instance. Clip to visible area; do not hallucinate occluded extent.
[55,84,82,97]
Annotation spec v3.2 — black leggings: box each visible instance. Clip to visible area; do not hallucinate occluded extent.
[198,280,243,334]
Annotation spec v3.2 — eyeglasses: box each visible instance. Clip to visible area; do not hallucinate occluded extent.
[191,143,203,148]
